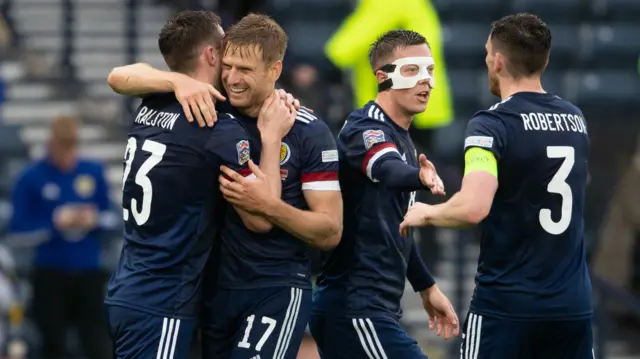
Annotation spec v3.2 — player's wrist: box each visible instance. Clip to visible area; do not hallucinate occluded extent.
[260,134,281,147]
[260,195,282,216]
[166,71,189,91]
[420,284,438,298]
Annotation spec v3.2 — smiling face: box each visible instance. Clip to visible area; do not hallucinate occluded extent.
[219,14,287,114]
[221,44,281,110]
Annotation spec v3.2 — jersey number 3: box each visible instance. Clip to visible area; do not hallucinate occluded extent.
[121,138,166,225]
[540,146,574,235]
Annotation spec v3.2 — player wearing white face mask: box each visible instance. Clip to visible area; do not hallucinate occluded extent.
[309,30,458,359]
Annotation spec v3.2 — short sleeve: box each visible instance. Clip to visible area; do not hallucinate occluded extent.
[339,120,403,182]
[464,112,508,159]
[205,116,253,178]
[300,119,340,191]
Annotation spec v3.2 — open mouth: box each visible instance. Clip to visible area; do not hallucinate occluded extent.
[417,91,430,101]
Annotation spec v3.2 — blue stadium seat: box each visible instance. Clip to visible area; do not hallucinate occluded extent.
[594,0,640,23]
[541,71,566,97]
[268,0,352,23]
[0,125,29,197]
[584,25,640,69]
[573,71,640,117]
[546,25,583,70]
[510,0,587,23]
[284,22,340,70]
[442,24,488,70]
[448,70,483,116]
[433,0,504,22]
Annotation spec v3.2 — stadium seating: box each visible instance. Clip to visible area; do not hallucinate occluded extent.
[432,0,505,22]
[584,24,640,69]
[510,0,587,23]
[441,24,489,70]
[0,124,29,198]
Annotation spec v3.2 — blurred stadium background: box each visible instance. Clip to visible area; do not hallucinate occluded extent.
[0,0,637,358]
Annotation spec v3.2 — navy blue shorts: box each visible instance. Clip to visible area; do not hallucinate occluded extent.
[201,286,311,359]
[106,305,196,359]
[460,311,593,359]
[309,314,428,359]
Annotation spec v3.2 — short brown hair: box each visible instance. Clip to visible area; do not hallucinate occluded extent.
[223,13,287,65]
[368,30,429,71]
[50,115,78,146]
[490,13,552,78]
[158,11,223,72]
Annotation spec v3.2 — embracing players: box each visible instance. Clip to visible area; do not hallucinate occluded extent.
[308,30,459,359]
[105,11,299,359]
[401,13,593,359]
[109,12,342,359]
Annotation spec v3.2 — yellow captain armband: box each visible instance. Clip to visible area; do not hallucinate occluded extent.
[464,147,498,178]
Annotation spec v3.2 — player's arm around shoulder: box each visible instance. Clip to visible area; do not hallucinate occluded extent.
[208,117,273,233]
[108,63,225,127]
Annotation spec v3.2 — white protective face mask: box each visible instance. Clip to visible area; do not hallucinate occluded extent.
[378,56,436,90]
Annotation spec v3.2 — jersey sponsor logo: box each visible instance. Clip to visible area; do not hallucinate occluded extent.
[74,174,96,198]
[280,142,291,165]
[464,136,494,149]
[362,129,385,150]
[321,150,339,163]
[236,140,250,165]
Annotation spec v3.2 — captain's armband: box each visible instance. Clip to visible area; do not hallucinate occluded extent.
[464,147,497,178]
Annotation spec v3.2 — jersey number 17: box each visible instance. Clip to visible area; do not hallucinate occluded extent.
[540,146,575,235]
[121,137,166,226]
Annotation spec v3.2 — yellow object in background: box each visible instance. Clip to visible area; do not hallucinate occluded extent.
[9,302,23,325]
[326,0,454,129]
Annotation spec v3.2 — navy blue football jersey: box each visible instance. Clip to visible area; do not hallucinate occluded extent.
[465,92,591,320]
[215,107,340,290]
[105,93,249,318]
[313,101,423,318]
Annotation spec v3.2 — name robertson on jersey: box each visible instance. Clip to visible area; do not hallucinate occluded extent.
[134,106,180,130]
[520,112,587,134]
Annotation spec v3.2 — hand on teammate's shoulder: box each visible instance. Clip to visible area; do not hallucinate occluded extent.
[171,73,226,128]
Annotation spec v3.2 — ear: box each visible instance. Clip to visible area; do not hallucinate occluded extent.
[375,70,388,84]
[271,60,283,81]
[204,46,218,67]
[494,52,506,73]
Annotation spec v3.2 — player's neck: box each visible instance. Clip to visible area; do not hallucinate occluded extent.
[238,87,275,118]
[375,95,412,130]
[190,68,214,87]
[499,77,545,100]
[239,104,261,118]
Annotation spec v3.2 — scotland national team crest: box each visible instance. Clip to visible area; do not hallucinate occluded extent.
[280,142,291,165]
[362,129,385,150]
[74,175,96,198]
[236,140,250,165]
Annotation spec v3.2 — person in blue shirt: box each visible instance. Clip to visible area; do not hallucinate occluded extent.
[9,115,116,359]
